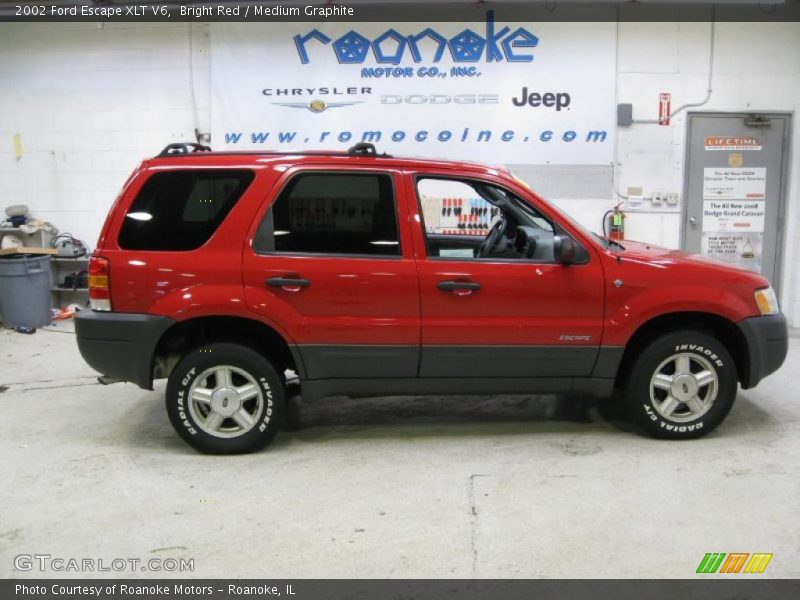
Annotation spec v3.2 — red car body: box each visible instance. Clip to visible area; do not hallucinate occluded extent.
[76,148,787,409]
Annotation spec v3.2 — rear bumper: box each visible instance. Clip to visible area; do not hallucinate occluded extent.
[75,311,175,390]
[737,313,788,389]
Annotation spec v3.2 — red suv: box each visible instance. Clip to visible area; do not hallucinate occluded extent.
[75,142,787,453]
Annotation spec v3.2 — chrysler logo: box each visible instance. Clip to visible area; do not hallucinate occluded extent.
[272,99,363,113]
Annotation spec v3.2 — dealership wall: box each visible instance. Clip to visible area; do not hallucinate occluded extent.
[0,22,212,250]
[614,21,800,323]
[1,20,799,323]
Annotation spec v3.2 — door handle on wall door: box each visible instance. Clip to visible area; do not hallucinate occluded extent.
[689,217,698,225]
[266,277,310,291]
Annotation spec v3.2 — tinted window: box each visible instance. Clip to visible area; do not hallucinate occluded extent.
[254,173,399,256]
[119,170,254,251]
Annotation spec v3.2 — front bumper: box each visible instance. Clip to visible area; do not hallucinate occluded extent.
[737,313,788,389]
[75,311,175,390]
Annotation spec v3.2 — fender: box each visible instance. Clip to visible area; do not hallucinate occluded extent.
[148,284,297,346]
[603,283,755,346]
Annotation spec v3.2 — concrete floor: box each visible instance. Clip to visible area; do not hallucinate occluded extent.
[1,319,798,579]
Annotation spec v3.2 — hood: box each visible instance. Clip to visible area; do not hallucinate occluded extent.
[614,239,770,283]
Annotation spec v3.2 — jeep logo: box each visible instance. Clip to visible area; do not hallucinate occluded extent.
[512,87,571,111]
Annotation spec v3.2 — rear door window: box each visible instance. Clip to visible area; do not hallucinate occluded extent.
[253,172,400,257]
[119,170,254,251]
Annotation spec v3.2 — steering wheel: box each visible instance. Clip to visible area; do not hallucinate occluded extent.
[477,217,507,258]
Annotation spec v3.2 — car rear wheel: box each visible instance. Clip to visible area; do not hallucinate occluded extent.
[166,343,284,454]
[623,330,737,439]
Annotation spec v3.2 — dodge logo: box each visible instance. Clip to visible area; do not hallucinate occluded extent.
[382,94,499,105]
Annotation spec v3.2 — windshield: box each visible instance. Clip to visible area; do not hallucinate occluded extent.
[508,172,606,243]
[521,188,614,248]
[557,209,625,249]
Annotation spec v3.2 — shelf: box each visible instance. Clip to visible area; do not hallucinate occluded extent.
[0,247,56,256]
[0,228,54,235]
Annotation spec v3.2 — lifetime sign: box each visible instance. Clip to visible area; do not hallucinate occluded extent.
[294,11,539,64]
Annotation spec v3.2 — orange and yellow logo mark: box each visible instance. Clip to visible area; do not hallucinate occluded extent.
[697,553,773,574]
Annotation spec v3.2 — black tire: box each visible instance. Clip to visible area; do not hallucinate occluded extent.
[166,343,285,454]
[623,330,737,439]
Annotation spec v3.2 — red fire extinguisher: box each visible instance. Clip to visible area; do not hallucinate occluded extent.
[603,203,626,242]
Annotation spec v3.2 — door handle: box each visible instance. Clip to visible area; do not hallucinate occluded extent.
[438,280,480,296]
[266,277,310,291]
[689,217,698,225]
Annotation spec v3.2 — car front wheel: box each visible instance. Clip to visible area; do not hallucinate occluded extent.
[624,330,737,439]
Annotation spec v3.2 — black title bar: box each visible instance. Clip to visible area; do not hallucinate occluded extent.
[1,1,800,22]
[4,579,800,600]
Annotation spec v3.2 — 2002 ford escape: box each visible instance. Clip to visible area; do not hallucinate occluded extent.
[75,142,788,453]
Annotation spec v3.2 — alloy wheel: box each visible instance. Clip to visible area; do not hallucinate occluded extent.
[649,353,719,423]
[187,365,264,438]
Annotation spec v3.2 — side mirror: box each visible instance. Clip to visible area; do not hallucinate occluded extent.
[553,235,577,265]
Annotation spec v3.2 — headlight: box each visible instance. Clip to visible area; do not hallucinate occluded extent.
[754,286,779,315]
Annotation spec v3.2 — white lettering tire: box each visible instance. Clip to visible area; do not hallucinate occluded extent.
[623,330,737,440]
[166,343,285,454]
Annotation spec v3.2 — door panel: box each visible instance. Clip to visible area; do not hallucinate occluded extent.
[419,345,599,378]
[684,113,789,291]
[406,171,606,379]
[416,260,605,377]
[243,167,420,380]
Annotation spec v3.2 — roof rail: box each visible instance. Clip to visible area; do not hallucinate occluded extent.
[154,143,392,159]
[157,142,212,157]
[348,142,391,158]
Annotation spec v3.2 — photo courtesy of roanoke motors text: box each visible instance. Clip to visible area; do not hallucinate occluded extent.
[0,1,799,598]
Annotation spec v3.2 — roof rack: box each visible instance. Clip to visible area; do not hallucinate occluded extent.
[154,142,393,159]
[157,142,212,157]
[348,143,391,158]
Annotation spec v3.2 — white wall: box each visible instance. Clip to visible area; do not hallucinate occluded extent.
[0,22,210,247]
[1,20,799,322]
[614,21,800,321]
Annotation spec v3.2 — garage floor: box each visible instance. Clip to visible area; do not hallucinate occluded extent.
[1,320,798,579]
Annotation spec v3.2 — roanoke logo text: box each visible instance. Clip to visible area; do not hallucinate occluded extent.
[294,11,538,65]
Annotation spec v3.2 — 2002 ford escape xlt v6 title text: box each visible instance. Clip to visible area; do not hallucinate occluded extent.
[75,142,788,454]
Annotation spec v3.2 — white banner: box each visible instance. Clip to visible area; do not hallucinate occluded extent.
[210,14,616,164]
[702,232,762,274]
[702,167,767,200]
[702,199,766,233]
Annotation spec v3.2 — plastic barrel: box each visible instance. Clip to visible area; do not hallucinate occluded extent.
[0,254,52,328]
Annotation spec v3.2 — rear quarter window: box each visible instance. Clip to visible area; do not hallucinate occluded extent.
[118,170,254,251]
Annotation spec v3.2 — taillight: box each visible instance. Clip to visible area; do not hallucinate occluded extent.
[88,256,111,311]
